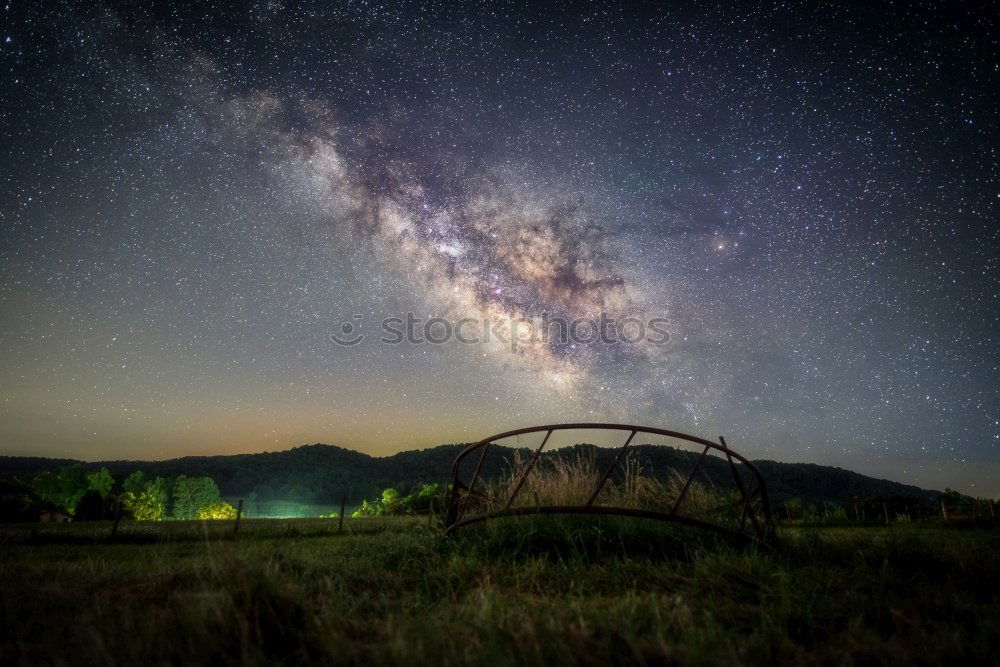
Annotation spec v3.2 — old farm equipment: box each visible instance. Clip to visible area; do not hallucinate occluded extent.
[444,423,776,547]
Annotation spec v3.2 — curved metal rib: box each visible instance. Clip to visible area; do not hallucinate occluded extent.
[445,422,775,545]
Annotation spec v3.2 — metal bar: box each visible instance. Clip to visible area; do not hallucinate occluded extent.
[456,450,492,524]
[720,436,760,535]
[585,430,637,507]
[447,438,492,525]
[720,436,750,503]
[719,437,745,491]
[468,442,491,493]
[445,480,463,526]
[739,481,756,530]
[453,483,476,525]
[449,423,768,488]
[671,445,711,515]
[504,429,553,511]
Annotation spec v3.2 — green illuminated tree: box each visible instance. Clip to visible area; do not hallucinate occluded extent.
[31,471,61,508]
[86,468,114,498]
[122,471,146,495]
[411,483,443,513]
[171,475,221,519]
[33,464,91,512]
[352,499,378,517]
[380,488,402,514]
[120,475,169,521]
[196,501,238,519]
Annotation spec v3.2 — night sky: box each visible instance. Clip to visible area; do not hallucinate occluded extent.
[2,2,996,495]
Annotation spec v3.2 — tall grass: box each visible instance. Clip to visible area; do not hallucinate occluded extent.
[482,449,722,520]
[2,519,999,665]
[452,450,752,561]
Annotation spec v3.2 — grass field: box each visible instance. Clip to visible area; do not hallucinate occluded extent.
[1,517,998,665]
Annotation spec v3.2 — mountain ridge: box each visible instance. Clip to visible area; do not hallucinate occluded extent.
[0,441,941,509]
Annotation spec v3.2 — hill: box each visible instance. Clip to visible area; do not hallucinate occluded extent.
[0,440,941,509]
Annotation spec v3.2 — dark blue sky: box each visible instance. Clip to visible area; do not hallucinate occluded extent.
[1,1,996,494]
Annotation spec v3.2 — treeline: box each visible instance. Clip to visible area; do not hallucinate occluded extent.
[777,488,998,526]
[0,464,238,522]
[350,483,446,518]
[0,443,951,511]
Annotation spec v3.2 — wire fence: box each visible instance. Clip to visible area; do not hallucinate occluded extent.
[222,499,352,519]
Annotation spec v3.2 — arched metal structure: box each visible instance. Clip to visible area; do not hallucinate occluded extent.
[444,423,775,546]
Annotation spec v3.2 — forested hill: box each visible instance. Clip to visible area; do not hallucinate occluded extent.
[0,442,939,508]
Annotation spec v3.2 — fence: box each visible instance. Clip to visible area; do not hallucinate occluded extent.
[221,499,355,519]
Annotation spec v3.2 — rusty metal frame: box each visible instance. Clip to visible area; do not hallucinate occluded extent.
[444,423,775,546]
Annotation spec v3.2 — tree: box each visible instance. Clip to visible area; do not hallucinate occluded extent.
[412,483,443,513]
[122,471,146,495]
[171,476,221,519]
[58,465,91,510]
[352,499,379,517]
[351,485,445,517]
[196,501,238,520]
[33,464,90,512]
[380,488,402,514]
[0,478,50,522]
[31,471,61,508]
[398,483,444,514]
[31,465,115,512]
[86,468,114,498]
[60,465,93,510]
[120,475,169,521]
[145,476,169,513]
[120,491,157,521]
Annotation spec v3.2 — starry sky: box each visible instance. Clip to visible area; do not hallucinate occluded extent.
[1,2,996,494]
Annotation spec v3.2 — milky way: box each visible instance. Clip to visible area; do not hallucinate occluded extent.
[184,61,666,390]
[1,2,996,494]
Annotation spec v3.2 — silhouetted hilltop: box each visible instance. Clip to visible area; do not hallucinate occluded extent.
[0,441,940,508]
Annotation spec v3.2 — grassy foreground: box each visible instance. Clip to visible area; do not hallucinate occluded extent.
[1,518,998,665]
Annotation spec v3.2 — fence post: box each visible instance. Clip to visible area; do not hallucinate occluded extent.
[338,495,346,533]
[110,499,123,538]
[940,497,948,522]
[234,499,243,535]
